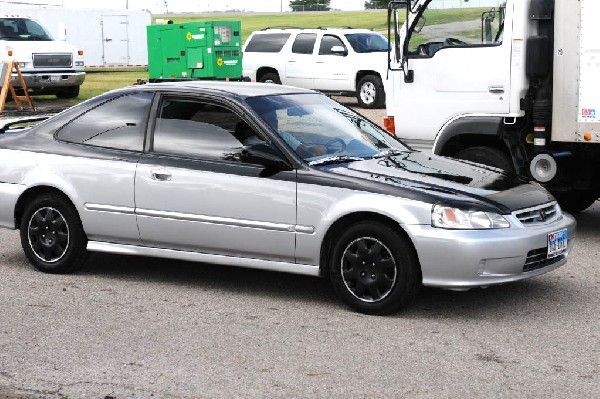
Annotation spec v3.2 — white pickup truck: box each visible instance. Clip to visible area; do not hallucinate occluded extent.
[1,14,85,98]
[243,27,389,108]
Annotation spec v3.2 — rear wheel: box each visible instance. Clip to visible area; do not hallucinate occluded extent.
[356,75,385,109]
[56,86,80,99]
[552,190,598,213]
[20,193,87,273]
[259,72,281,84]
[454,146,514,172]
[329,221,420,315]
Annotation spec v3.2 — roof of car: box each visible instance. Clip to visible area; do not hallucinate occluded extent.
[122,81,314,99]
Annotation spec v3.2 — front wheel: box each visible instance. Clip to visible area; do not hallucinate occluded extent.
[454,146,514,173]
[20,193,88,274]
[329,221,420,315]
[356,75,385,109]
[56,86,80,99]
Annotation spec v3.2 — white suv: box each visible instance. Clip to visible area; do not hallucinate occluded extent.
[242,27,389,108]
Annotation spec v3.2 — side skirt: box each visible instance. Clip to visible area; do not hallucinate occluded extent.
[87,241,321,277]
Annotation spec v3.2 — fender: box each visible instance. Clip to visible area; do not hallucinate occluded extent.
[433,115,504,155]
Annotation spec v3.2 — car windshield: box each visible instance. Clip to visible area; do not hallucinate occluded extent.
[0,18,53,41]
[246,93,408,164]
[344,33,389,53]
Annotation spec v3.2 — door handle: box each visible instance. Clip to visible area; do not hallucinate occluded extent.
[150,168,172,181]
[489,86,505,94]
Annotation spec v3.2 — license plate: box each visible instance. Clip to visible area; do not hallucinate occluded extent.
[547,229,568,258]
[50,75,60,82]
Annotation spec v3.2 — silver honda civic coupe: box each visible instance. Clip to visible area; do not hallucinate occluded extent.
[0,82,576,314]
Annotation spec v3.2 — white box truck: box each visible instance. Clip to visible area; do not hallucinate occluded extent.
[385,0,600,212]
[1,13,85,98]
[2,7,151,68]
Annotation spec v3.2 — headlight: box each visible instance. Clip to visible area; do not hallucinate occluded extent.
[432,205,510,229]
[75,61,84,67]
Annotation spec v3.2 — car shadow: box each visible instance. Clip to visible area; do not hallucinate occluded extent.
[78,252,572,319]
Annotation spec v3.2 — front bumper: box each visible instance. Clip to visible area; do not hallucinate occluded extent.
[11,71,86,90]
[407,213,577,289]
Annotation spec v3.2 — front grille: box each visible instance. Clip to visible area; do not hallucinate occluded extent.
[33,53,72,68]
[524,247,566,272]
[514,202,560,225]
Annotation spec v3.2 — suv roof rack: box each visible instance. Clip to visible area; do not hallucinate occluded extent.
[261,26,304,31]
[317,26,356,30]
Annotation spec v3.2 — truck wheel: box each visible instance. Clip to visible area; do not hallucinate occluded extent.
[56,86,80,99]
[329,221,420,315]
[20,193,88,274]
[357,75,385,109]
[259,73,281,84]
[454,146,514,173]
[553,191,598,213]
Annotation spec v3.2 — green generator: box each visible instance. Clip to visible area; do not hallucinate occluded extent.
[147,21,242,81]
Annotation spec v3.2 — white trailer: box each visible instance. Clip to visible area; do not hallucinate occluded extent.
[3,7,151,68]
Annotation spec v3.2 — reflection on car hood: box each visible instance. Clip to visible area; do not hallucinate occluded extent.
[319,151,554,213]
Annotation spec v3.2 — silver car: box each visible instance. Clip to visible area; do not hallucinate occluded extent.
[0,82,576,314]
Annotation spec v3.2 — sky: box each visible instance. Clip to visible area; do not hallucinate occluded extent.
[2,0,370,13]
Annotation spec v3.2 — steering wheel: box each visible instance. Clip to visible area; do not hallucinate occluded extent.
[444,37,468,46]
[324,138,347,154]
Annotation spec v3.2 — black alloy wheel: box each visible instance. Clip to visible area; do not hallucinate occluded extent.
[20,193,88,273]
[330,221,420,314]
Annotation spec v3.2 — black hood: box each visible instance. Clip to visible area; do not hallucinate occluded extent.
[308,151,553,213]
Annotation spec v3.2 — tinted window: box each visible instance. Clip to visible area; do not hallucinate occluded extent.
[292,33,317,54]
[153,99,265,161]
[345,33,389,53]
[245,33,291,53]
[319,35,346,55]
[56,92,153,151]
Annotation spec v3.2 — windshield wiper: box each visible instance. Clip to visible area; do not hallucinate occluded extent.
[372,149,405,158]
[309,155,364,166]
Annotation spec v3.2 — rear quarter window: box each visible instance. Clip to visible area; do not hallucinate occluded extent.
[244,33,291,53]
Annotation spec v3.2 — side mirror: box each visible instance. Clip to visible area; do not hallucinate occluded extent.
[330,45,348,56]
[241,143,291,170]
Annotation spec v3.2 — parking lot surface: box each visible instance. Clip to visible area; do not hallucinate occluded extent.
[0,106,598,398]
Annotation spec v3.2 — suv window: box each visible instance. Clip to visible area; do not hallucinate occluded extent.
[245,33,291,53]
[319,35,346,55]
[56,92,153,151]
[153,98,264,161]
[292,33,317,55]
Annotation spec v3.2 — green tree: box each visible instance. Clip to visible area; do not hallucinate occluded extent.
[289,0,331,12]
[364,0,389,9]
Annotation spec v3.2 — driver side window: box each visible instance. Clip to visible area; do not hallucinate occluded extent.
[407,4,505,58]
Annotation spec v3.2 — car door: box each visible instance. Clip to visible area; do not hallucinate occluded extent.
[314,34,352,91]
[285,32,317,89]
[135,95,297,262]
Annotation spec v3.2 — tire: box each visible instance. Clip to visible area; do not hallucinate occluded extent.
[329,221,421,315]
[356,75,385,109]
[552,190,598,213]
[259,72,281,84]
[454,146,514,173]
[20,193,87,274]
[56,86,80,99]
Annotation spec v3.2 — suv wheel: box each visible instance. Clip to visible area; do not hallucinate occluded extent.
[357,75,384,109]
[260,73,281,84]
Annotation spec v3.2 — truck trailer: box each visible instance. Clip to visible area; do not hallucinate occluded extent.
[385,0,600,212]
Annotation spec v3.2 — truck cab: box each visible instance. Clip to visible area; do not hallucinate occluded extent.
[1,14,85,99]
[386,0,600,212]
